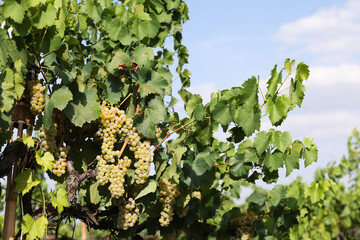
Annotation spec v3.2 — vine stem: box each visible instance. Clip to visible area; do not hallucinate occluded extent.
[136,87,141,115]
[275,72,291,95]
[151,120,195,153]
[118,136,130,160]
[38,185,46,216]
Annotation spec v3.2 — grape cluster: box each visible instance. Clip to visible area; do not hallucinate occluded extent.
[52,146,70,177]
[29,79,45,115]
[39,122,70,177]
[117,197,140,230]
[159,178,180,227]
[230,211,257,240]
[95,102,154,198]
[39,123,57,153]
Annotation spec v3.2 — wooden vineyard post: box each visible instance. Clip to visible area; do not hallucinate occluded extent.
[2,65,39,240]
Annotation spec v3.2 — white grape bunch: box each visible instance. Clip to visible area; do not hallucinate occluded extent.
[29,79,45,115]
[95,102,156,198]
[117,197,140,230]
[158,178,180,227]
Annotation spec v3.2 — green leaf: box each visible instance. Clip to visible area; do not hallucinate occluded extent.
[234,103,260,136]
[104,76,124,104]
[136,16,160,40]
[264,151,284,172]
[247,188,267,205]
[308,182,325,203]
[0,69,15,112]
[253,131,270,155]
[135,180,157,200]
[137,96,166,138]
[107,50,132,71]
[35,4,57,28]
[44,86,73,129]
[14,170,40,195]
[24,215,48,240]
[179,89,204,120]
[284,58,295,74]
[265,96,287,126]
[85,0,101,22]
[89,181,101,205]
[211,100,233,126]
[0,29,10,66]
[133,4,152,21]
[21,135,35,149]
[303,137,315,148]
[3,0,26,23]
[65,86,101,127]
[269,185,287,206]
[243,148,259,164]
[295,62,310,82]
[132,45,154,66]
[240,76,258,105]
[266,65,282,97]
[229,153,251,178]
[36,150,55,172]
[303,145,318,167]
[51,188,69,214]
[285,151,300,176]
[273,131,292,152]
[192,151,217,175]
[289,79,306,107]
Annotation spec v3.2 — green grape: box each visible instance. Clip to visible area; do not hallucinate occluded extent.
[158,178,180,227]
[117,197,140,230]
[29,80,45,115]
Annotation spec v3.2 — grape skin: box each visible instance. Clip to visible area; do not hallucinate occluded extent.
[158,178,180,227]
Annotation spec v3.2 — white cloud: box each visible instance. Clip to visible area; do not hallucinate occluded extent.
[276,0,360,57]
[309,64,360,87]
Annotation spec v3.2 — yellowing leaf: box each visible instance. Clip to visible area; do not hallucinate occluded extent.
[36,150,55,172]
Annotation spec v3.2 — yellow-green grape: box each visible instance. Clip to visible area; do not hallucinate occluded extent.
[39,123,57,153]
[117,197,140,230]
[30,79,45,115]
[133,141,152,184]
[176,205,189,218]
[158,178,181,227]
[191,191,201,200]
[108,156,131,198]
[155,127,162,138]
[230,211,257,240]
[52,145,70,177]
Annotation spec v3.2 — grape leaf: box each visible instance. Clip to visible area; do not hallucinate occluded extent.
[85,0,101,22]
[35,150,55,172]
[308,182,325,203]
[136,16,160,40]
[44,86,73,128]
[133,45,154,66]
[247,188,267,205]
[65,86,101,127]
[107,50,132,70]
[303,145,318,167]
[253,131,270,155]
[192,151,217,175]
[234,103,260,136]
[285,151,300,176]
[264,151,284,172]
[0,29,10,66]
[24,215,48,240]
[133,4,152,21]
[269,185,287,206]
[35,4,57,28]
[211,100,233,126]
[135,180,157,200]
[229,153,251,178]
[136,96,166,138]
[21,135,35,149]
[240,76,258,105]
[265,97,287,126]
[50,188,69,214]
[0,69,15,113]
[14,170,40,195]
[289,79,306,107]
[266,65,282,97]
[3,0,26,23]
[284,58,295,74]
[273,131,292,152]
[295,62,310,82]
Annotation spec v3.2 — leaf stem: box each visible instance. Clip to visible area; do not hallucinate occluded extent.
[275,72,291,95]
[38,185,46,216]
[151,120,195,153]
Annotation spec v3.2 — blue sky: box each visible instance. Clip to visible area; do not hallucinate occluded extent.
[174,0,360,186]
